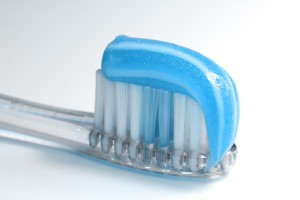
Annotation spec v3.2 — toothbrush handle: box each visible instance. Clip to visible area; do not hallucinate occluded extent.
[0,93,94,150]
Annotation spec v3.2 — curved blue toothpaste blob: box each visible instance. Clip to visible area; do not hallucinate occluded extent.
[101,35,239,170]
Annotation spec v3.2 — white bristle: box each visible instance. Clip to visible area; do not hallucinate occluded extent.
[130,84,142,141]
[173,93,186,150]
[127,89,131,133]
[143,87,158,144]
[104,78,115,135]
[187,97,202,152]
[158,90,172,147]
[184,98,190,149]
[115,82,128,138]
[199,105,208,154]
[94,70,104,131]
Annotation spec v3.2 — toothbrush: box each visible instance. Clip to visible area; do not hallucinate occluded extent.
[0,35,239,177]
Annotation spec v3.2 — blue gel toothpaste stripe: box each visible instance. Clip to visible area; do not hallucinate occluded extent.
[101,35,239,170]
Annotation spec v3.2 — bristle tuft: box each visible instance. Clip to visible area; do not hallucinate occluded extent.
[95,71,209,172]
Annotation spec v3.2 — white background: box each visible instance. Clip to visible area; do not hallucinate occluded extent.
[1,1,300,199]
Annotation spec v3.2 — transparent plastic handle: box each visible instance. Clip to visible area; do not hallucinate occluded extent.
[0,93,94,150]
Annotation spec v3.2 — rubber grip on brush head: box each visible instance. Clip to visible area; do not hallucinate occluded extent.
[101,35,239,170]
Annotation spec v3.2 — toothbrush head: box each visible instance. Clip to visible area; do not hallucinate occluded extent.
[91,35,239,177]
